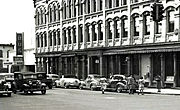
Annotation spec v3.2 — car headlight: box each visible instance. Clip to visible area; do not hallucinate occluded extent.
[29,81,32,85]
[37,80,41,85]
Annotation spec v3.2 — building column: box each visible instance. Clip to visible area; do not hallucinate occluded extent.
[173,53,177,87]
[82,56,87,80]
[75,56,79,78]
[160,54,165,88]
[118,55,121,74]
[58,57,63,76]
[126,56,131,76]
[150,54,153,87]
[95,24,99,43]
[139,15,144,44]
[89,25,93,47]
[110,56,114,75]
[87,56,92,75]
[100,54,103,76]
[46,57,49,74]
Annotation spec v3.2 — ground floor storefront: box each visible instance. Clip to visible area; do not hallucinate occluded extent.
[35,44,180,88]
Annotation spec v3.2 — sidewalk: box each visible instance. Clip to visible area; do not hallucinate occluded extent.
[143,88,180,95]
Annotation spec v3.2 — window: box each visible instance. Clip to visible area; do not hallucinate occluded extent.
[92,24,97,41]
[73,28,76,43]
[79,25,83,42]
[121,0,127,6]
[168,10,174,32]
[40,9,43,24]
[133,16,139,36]
[74,0,77,17]
[98,23,103,40]
[116,0,120,7]
[0,50,2,58]
[44,33,47,46]
[49,32,52,46]
[0,60,3,68]
[100,0,103,11]
[144,14,150,35]
[86,25,90,42]
[69,0,71,18]
[37,11,40,25]
[87,0,90,14]
[114,20,120,38]
[68,29,71,44]
[156,22,162,34]
[63,3,66,19]
[53,5,56,22]
[63,30,67,44]
[41,34,43,47]
[93,0,96,12]
[57,31,61,45]
[37,35,40,47]
[49,8,52,22]
[107,21,112,39]
[53,31,56,46]
[109,0,112,8]
[122,17,128,37]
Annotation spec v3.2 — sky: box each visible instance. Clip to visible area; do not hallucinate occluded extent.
[0,0,35,49]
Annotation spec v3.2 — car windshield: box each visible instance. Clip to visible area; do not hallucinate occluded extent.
[23,74,37,79]
[52,76,59,78]
[114,76,124,80]
[64,75,77,78]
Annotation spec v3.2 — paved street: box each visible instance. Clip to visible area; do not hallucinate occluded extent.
[1,88,180,110]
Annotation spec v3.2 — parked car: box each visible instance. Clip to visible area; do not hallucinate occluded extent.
[106,74,138,93]
[79,74,107,91]
[0,73,15,92]
[36,72,53,89]
[14,72,46,94]
[0,73,12,97]
[47,74,59,86]
[55,74,80,88]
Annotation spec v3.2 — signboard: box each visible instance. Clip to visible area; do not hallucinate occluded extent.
[16,33,24,55]
[13,56,24,65]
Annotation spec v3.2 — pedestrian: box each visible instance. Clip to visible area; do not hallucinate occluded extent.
[138,77,145,95]
[128,74,136,94]
[155,75,161,92]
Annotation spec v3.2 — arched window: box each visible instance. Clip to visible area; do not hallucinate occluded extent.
[73,27,76,43]
[121,16,128,37]
[107,20,113,39]
[63,29,67,44]
[0,50,3,58]
[57,30,61,45]
[87,0,90,14]
[37,11,40,25]
[98,22,103,40]
[68,28,71,44]
[143,12,150,35]
[49,32,52,46]
[41,34,43,47]
[63,3,66,19]
[49,7,52,22]
[167,10,175,33]
[53,5,56,22]
[44,33,47,47]
[132,14,139,36]
[53,31,56,46]
[69,0,71,18]
[40,9,43,24]
[114,18,120,38]
[86,24,90,42]
[36,34,40,47]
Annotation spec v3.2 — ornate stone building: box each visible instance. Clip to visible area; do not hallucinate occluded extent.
[33,0,180,87]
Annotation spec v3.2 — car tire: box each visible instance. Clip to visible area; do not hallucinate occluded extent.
[24,90,28,94]
[7,93,11,97]
[30,91,33,94]
[90,85,94,91]
[116,85,123,93]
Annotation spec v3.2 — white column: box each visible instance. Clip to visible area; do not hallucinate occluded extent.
[174,8,180,41]
[71,28,74,45]
[139,16,144,44]
[111,21,115,46]
[127,0,131,45]
[89,25,93,47]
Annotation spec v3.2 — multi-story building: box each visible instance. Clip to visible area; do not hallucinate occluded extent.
[33,0,180,88]
[0,44,14,73]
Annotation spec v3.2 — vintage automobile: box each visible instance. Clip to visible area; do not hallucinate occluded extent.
[0,73,12,97]
[14,72,46,94]
[79,74,107,91]
[106,74,138,93]
[36,72,53,89]
[47,74,59,86]
[55,74,80,88]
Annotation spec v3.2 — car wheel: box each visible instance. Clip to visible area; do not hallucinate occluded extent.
[24,90,28,94]
[64,83,69,89]
[41,86,46,94]
[7,93,11,97]
[48,85,52,89]
[30,91,33,94]
[90,85,94,91]
[116,85,123,93]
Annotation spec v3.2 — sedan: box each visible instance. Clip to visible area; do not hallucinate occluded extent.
[55,75,80,88]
